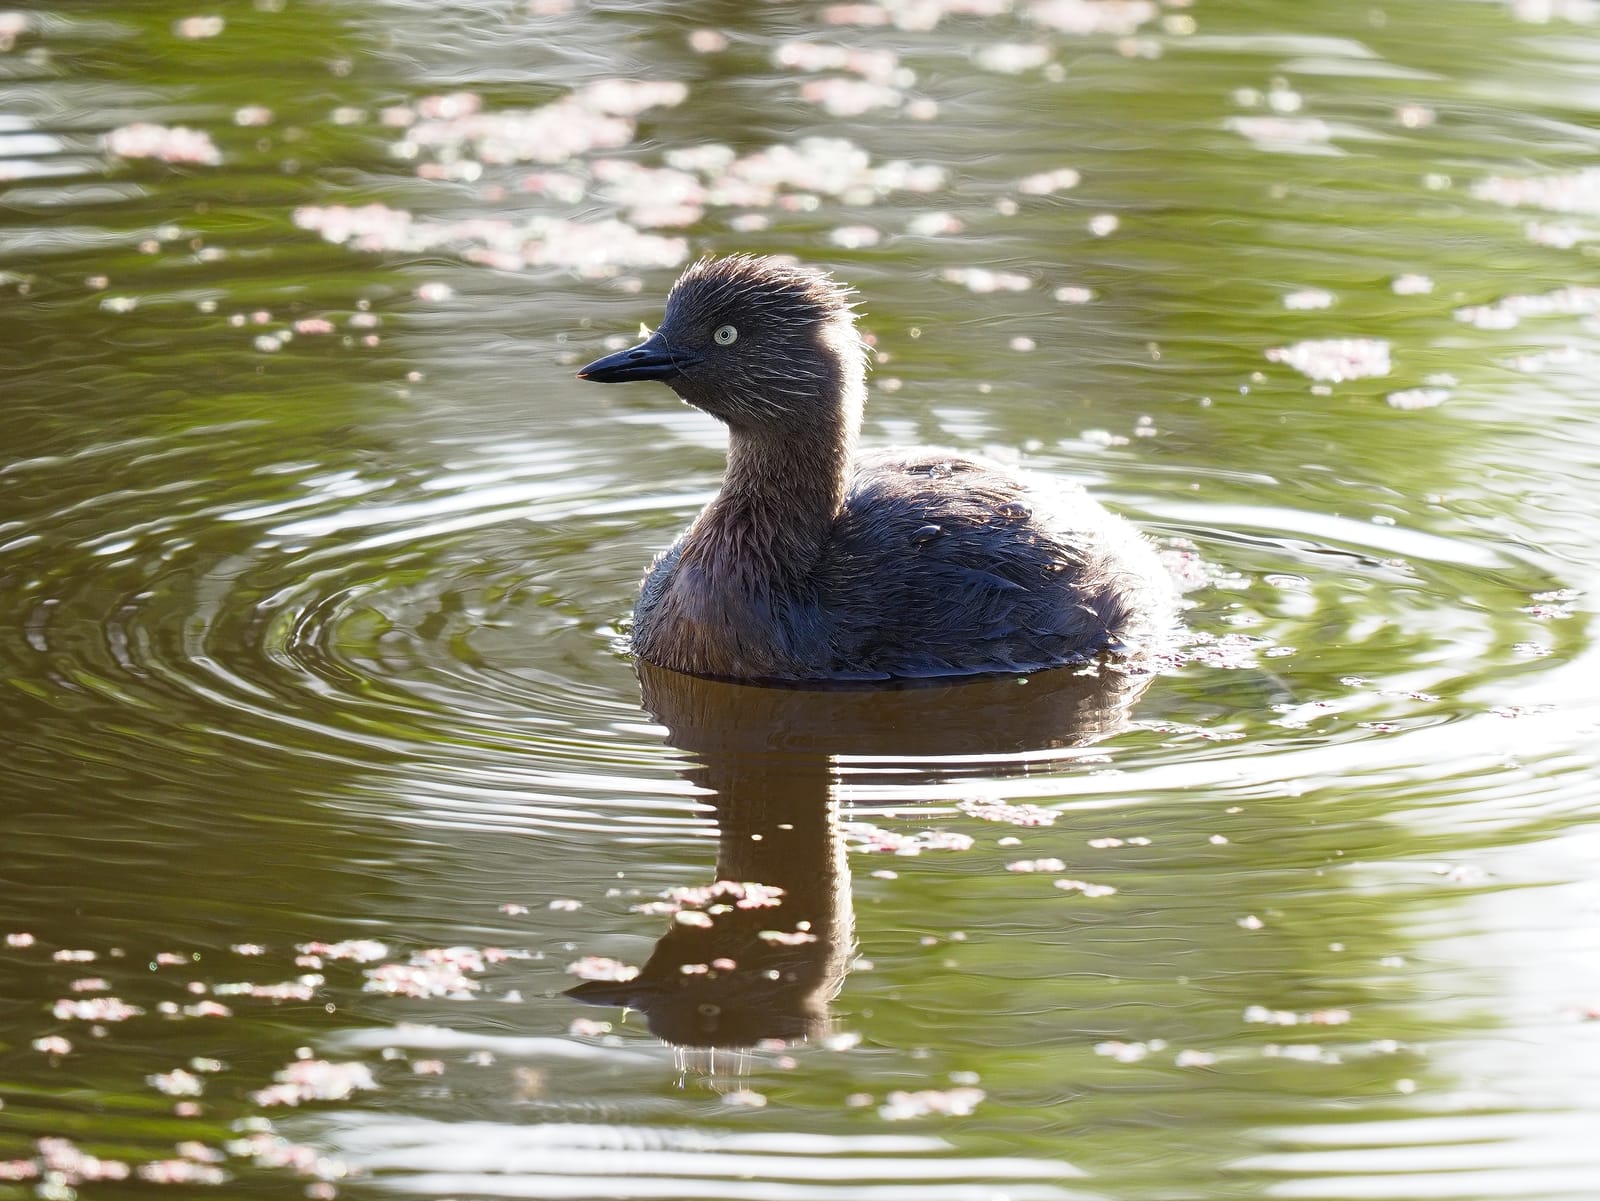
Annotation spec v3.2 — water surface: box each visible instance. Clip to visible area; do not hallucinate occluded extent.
[3,2,1599,1199]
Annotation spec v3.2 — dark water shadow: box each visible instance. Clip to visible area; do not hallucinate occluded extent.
[568,661,1155,1056]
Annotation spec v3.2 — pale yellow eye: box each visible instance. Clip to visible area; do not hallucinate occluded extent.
[713,324,738,346]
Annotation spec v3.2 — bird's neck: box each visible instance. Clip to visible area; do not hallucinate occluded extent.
[696,412,855,584]
[688,322,865,586]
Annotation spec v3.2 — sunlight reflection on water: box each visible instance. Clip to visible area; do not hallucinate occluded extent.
[2,1,1599,1199]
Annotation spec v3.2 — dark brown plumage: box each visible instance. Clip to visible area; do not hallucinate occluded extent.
[578,254,1173,682]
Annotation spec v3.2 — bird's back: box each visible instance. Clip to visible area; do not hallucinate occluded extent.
[818,451,1172,678]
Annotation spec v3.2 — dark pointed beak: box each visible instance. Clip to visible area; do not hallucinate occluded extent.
[564,978,660,1007]
[577,331,697,383]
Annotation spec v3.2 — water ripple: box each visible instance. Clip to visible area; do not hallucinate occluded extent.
[4,422,1588,843]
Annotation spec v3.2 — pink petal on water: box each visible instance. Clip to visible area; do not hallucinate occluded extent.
[1028,0,1158,35]
[1006,858,1067,872]
[843,821,975,855]
[773,39,903,84]
[688,28,729,52]
[53,996,143,1021]
[798,77,905,116]
[228,1131,347,1180]
[976,43,1053,73]
[942,267,1030,293]
[1226,115,1333,151]
[137,1159,228,1185]
[1017,166,1081,194]
[174,16,225,38]
[1265,337,1391,382]
[822,4,893,26]
[1095,1038,1160,1062]
[298,938,388,962]
[958,797,1058,826]
[257,980,318,1000]
[36,1139,130,1182]
[758,928,818,945]
[148,1068,205,1097]
[1386,387,1449,410]
[364,961,479,999]
[878,1085,986,1120]
[1455,284,1600,330]
[0,13,29,51]
[1473,167,1600,216]
[251,1059,377,1106]
[1283,288,1334,311]
[907,211,962,236]
[105,123,222,166]
[1054,877,1118,897]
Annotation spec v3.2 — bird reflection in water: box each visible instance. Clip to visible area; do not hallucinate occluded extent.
[567,660,1156,1075]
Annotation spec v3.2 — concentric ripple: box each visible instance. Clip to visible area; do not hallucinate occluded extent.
[3,419,1586,827]
[6,1,1600,1199]
[1,428,693,823]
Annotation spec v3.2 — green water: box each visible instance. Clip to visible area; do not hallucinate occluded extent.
[3,1,1598,1198]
